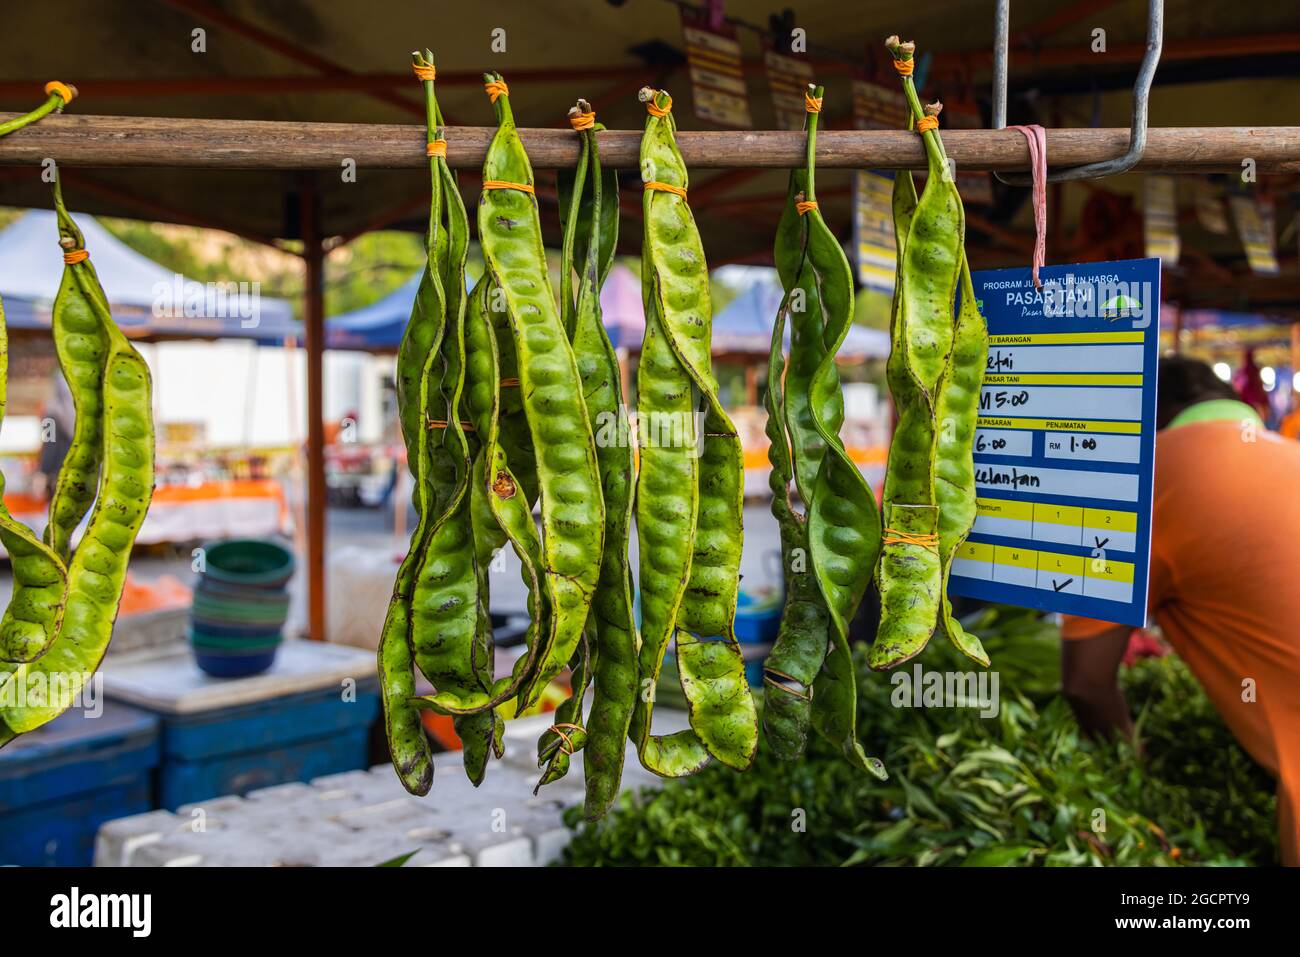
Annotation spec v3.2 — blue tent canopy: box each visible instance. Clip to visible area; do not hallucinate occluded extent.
[326,265,889,358]
[326,272,422,350]
[712,271,889,358]
[0,210,297,342]
[327,264,647,352]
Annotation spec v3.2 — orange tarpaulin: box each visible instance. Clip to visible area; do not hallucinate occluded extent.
[3,477,290,547]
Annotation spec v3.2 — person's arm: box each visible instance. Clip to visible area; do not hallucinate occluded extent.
[1060,621,1134,738]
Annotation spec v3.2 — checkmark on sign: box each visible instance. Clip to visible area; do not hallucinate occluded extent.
[1094,536,1110,548]
[1052,578,1074,592]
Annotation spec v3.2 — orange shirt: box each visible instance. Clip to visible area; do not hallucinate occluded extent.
[1063,419,1300,864]
[1281,410,1300,441]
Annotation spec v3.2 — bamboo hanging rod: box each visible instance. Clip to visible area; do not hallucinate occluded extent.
[0,113,1296,174]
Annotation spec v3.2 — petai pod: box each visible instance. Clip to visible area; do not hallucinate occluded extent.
[895,70,991,667]
[0,308,69,666]
[377,51,454,795]
[870,38,966,671]
[631,88,756,776]
[536,103,636,815]
[792,87,886,778]
[1,190,155,742]
[402,55,499,784]
[0,88,76,665]
[476,74,605,714]
[760,98,833,761]
[45,178,112,564]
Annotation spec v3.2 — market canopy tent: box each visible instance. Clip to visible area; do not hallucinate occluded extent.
[710,270,890,358]
[0,210,297,340]
[326,263,646,351]
[1,0,1298,278]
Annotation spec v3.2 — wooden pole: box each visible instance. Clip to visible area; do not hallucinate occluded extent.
[3,114,1298,173]
[300,174,327,642]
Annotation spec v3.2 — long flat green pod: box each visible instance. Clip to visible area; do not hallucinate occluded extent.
[414,277,550,716]
[761,108,837,760]
[934,262,989,665]
[477,75,604,713]
[635,87,755,773]
[0,299,68,666]
[871,40,968,670]
[630,296,711,778]
[539,108,637,814]
[45,197,111,564]
[760,294,830,759]
[795,88,884,778]
[1,347,154,736]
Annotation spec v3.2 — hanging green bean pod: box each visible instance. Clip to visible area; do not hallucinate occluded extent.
[870,38,966,670]
[631,88,756,777]
[761,101,832,760]
[536,103,636,811]
[897,80,991,668]
[476,74,605,717]
[378,51,457,794]
[0,86,80,670]
[1,174,155,742]
[787,87,887,777]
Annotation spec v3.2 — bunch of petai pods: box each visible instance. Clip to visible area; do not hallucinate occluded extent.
[0,83,157,746]
[761,85,885,777]
[870,37,989,671]
[377,57,765,816]
[380,42,988,811]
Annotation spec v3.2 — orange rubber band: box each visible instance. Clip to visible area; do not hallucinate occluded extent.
[482,179,534,195]
[882,528,939,550]
[484,79,509,103]
[426,140,447,158]
[63,249,88,265]
[892,58,914,76]
[547,722,585,756]
[644,181,686,198]
[426,418,477,432]
[916,115,939,133]
[569,111,596,131]
[412,63,436,82]
[804,91,822,113]
[44,81,75,104]
[645,92,673,117]
[499,377,520,387]
[795,200,819,215]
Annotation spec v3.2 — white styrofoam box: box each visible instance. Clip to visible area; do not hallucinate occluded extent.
[326,545,403,651]
[107,607,188,658]
[94,710,692,867]
[99,639,378,713]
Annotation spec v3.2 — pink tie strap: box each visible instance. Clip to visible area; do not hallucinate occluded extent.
[1006,124,1048,289]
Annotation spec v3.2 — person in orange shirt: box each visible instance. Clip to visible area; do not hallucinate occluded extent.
[1280,402,1300,441]
[1062,356,1300,865]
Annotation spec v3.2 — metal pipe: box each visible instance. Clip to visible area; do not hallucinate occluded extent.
[995,0,1165,184]
[993,0,1010,130]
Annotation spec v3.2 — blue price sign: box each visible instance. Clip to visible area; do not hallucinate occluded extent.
[948,258,1160,627]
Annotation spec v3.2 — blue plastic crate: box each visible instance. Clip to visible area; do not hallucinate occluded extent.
[156,685,379,809]
[736,591,782,685]
[101,640,382,810]
[0,702,159,866]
